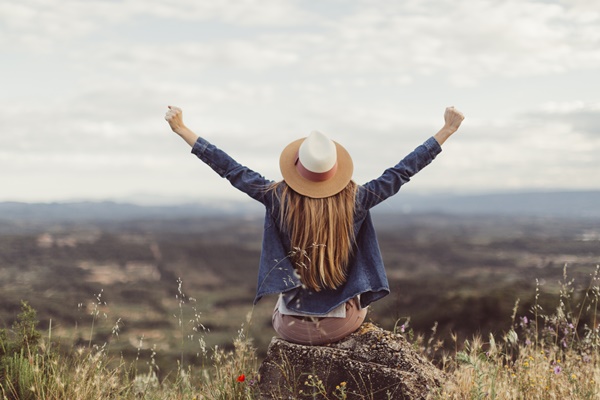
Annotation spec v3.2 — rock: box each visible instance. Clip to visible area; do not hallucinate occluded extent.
[258,323,445,399]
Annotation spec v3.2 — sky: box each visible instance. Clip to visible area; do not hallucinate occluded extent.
[1,0,599,204]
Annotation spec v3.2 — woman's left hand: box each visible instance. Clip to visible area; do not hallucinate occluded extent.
[164,105,199,147]
[165,105,186,134]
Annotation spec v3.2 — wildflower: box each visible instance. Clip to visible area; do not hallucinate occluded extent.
[237,374,245,382]
[400,324,406,333]
[554,366,562,374]
[571,373,576,380]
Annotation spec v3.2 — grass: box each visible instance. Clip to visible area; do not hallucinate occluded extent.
[1,265,599,399]
[436,265,600,399]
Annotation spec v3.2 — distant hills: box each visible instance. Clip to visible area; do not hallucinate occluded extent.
[385,190,600,218]
[0,190,599,223]
[0,200,259,223]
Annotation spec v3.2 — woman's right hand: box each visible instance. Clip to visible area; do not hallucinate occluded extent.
[444,107,465,132]
[443,106,465,133]
[434,106,465,146]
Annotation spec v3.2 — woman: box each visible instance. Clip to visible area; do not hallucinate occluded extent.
[165,106,464,345]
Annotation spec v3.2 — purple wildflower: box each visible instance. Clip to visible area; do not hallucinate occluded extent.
[554,366,562,374]
[519,316,529,328]
[583,354,591,363]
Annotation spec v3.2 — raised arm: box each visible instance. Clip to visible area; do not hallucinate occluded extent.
[165,106,199,147]
[359,106,465,209]
[164,106,273,204]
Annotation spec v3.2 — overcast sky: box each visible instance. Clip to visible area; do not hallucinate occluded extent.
[2,0,599,204]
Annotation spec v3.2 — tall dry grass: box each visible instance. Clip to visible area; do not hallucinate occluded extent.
[0,280,260,400]
[436,265,600,399]
[1,265,599,399]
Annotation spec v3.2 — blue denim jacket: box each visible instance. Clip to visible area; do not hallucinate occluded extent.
[191,136,442,315]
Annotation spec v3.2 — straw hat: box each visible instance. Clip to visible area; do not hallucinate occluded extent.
[279,131,353,198]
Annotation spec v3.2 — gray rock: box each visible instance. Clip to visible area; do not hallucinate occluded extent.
[258,323,445,399]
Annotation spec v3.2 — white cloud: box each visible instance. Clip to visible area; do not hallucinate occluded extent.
[0,0,315,51]
[2,0,600,202]
[526,101,600,138]
[77,40,300,75]
[315,0,600,85]
[138,0,315,25]
[539,101,600,114]
[7,0,597,88]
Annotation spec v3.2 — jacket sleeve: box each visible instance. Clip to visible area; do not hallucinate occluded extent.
[359,137,442,210]
[191,137,274,204]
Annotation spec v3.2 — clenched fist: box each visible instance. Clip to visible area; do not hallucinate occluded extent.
[164,106,199,147]
[433,106,465,146]
[443,106,465,133]
[165,105,185,134]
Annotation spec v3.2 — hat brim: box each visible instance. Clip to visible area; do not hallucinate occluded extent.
[279,137,353,199]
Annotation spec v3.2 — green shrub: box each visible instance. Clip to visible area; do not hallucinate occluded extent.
[0,301,43,400]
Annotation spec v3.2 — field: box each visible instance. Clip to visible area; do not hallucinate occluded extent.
[1,211,599,397]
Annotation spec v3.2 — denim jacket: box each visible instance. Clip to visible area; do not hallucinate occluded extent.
[191,136,442,316]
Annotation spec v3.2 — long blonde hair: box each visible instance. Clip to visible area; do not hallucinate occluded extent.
[270,181,358,291]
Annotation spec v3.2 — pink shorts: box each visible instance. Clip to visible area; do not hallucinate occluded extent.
[272,298,367,345]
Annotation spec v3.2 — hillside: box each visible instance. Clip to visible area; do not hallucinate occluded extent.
[1,190,599,228]
[1,210,598,373]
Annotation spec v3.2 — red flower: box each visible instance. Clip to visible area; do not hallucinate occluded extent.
[237,374,245,382]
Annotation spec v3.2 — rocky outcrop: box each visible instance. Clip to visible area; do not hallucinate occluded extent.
[258,323,444,399]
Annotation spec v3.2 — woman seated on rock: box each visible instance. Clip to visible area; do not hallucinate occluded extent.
[165,106,464,345]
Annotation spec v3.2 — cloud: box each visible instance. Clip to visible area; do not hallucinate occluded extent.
[439,101,600,191]
[0,0,314,51]
[528,101,600,138]
[7,0,599,85]
[2,0,600,202]
[137,0,316,25]
[77,41,300,75]
[316,0,600,85]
